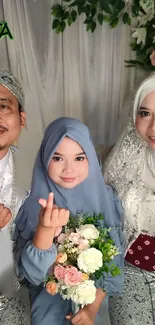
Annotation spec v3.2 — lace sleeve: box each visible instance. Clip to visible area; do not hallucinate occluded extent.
[103,125,129,184]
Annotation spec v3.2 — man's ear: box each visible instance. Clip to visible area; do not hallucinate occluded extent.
[20,112,26,128]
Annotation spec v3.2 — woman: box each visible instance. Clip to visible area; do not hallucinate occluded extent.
[103,73,155,325]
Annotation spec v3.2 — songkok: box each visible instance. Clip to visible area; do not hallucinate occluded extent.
[0,70,24,111]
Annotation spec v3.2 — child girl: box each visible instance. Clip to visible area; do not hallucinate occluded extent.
[14,117,124,325]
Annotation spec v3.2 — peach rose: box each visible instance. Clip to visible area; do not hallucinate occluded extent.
[82,273,89,281]
[64,266,83,287]
[150,50,155,66]
[56,252,67,264]
[54,265,65,280]
[46,281,58,295]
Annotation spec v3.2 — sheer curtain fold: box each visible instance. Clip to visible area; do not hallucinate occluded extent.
[0,0,141,188]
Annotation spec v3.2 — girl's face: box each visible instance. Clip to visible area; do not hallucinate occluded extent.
[136,89,155,150]
[48,137,89,188]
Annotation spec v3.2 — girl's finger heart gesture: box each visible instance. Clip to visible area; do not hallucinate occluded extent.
[38,193,70,229]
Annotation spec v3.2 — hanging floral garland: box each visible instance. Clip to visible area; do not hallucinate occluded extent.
[51,0,155,70]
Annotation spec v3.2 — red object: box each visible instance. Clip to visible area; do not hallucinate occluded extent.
[125,234,155,272]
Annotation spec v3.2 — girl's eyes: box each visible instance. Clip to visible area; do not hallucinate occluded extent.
[52,156,63,161]
[75,156,86,161]
[138,110,150,117]
[52,156,86,162]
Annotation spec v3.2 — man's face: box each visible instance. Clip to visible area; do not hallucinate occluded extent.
[0,84,26,152]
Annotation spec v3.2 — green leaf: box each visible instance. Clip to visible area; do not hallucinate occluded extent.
[62,11,69,20]
[71,10,77,22]
[98,13,104,25]
[91,21,96,32]
[56,24,62,33]
[86,23,91,31]
[84,16,93,24]
[88,0,98,4]
[103,15,110,22]
[127,17,131,26]
[60,20,66,32]
[83,4,91,17]
[61,11,69,20]
[99,0,112,14]
[110,17,119,28]
[123,12,129,24]
[91,7,97,18]
[68,15,73,26]
[122,12,131,25]
[78,5,85,15]
[125,59,144,65]
[51,4,63,12]
[51,5,64,18]
[52,19,60,30]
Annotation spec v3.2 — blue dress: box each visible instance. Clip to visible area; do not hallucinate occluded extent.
[13,117,124,325]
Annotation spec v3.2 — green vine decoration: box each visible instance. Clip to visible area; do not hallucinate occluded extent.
[51,0,155,71]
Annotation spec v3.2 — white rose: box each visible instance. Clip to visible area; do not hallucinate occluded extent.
[70,280,96,307]
[77,224,99,240]
[77,247,103,273]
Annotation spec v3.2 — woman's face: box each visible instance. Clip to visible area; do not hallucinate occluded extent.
[136,89,155,150]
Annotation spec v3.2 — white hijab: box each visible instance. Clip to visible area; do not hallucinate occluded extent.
[133,75,155,191]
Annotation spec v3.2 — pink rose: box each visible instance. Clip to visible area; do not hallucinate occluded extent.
[54,265,65,280]
[57,233,66,243]
[78,239,89,250]
[150,51,155,66]
[64,266,83,287]
[55,227,62,238]
[69,232,81,245]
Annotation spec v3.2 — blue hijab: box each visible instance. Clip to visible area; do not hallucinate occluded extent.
[15,117,122,236]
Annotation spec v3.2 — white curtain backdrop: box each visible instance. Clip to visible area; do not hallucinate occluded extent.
[0,0,146,189]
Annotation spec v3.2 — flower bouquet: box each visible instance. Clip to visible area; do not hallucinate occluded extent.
[45,212,120,307]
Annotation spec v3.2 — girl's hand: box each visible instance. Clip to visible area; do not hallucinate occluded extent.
[38,193,69,229]
[33,193,69,249]
[66,289,106,325]
[69,305,95,325]
[0,204,12,228]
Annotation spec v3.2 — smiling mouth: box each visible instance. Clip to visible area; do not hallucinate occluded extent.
[148,136,155,144]
[149,136,155,140]
[61,177,76,183]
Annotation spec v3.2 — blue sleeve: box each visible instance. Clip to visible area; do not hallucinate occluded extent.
[95,185,124,296]
[13,207,57,286]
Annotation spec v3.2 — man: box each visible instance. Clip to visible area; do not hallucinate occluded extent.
[0,70,27,324]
